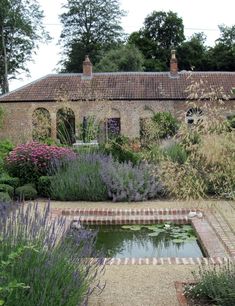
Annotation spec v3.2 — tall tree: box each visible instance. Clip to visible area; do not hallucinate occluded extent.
[206,25,235,71]
[177,33,208,71]
[129,11,185,71]
[94,44,144,72]
[60,0,126,73]
[0,0,49,94]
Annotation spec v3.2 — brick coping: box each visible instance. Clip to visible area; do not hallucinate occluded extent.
[51,207,235,264]
[103,256,234,265]
[175,281,193,306]
[53,207,203,216]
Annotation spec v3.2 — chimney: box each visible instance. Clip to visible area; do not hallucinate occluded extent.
[170,50,178,75]
[83,55,92,78]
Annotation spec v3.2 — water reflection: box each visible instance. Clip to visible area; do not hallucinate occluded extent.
[86,225,204,258]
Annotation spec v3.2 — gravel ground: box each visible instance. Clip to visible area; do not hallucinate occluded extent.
[36,199,235,306]
[88,265,195,306]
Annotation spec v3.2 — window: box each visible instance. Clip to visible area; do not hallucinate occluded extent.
[186,107,203,124]
[106,118,121,138]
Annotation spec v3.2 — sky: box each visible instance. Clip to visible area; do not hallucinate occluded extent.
[9,0,235,91]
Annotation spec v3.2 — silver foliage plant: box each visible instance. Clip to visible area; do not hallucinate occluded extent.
[100,156,164,202]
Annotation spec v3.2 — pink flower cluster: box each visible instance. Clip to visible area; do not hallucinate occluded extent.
[6,142,77,178]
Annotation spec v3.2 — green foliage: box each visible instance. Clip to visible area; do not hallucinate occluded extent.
[60,0,126,72]
[129,11,185,71]
[0,203,104,306]
[50,155,108,201]
[15,185,37,200]
[0,176,20,189]
[0,184,14,198]
[163,143,188,164]
[226,114,235,129]
[0,0,50,93]
[0,191,11,202]
[121,223,197,242]
[0,245,35,305]
[139,144,163,163]
[95,44,144,72]
[37,176,53,197]
[102,135,141,165]
[152,112,179,138]
[0,139,14,174]
[32,108,51,142]
[77,116,99,143]
[177,33,208,71]
[186,262,235,306]
[206,25,235,71]
[140,112,179,146]
[57,108,75,145]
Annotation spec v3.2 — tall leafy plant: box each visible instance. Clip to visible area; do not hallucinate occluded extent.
[0,0,50,93]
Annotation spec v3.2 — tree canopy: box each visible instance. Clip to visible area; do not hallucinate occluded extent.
[129,11,185,71]
[94,44,144,72]
[59,0,126,72]
[0,0,49,94]
[176,33,208,71]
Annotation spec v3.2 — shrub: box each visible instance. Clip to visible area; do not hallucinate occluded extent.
[5,142,77,184]
[162,143,188,164]
[0,192,11,202]
[100,157,164,202]
[140,112,179,146]
[0,202,105,306]
[37,176,53,197]
[0,184,14,198]
[50,154,108,201]
[152,112,179,139]
[15,185,38,200]
[139,144,164,163]
[102,135,141,165]
[0,176,20,188]
[0,139,14,174]
[186,262,235,306]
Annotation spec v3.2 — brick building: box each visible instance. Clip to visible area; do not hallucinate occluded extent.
[0,52,234,144]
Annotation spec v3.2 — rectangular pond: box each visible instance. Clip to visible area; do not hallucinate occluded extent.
[85,223,205,258]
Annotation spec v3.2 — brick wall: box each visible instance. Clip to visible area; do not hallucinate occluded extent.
[0,99,234,143]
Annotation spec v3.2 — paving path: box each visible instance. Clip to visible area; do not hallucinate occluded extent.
[38,199,235,306]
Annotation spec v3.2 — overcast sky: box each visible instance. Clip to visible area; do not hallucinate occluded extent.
[9,0,235,91]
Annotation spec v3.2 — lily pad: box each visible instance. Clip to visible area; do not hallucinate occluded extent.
[143,225,163,231]
[148,231,162,237]
[121,225,142,231]
[184,236,197,241]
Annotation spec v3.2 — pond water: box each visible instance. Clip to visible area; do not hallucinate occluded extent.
[85,224,205,258]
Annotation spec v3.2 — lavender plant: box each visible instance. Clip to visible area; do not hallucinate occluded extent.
[185,261,235,306]
[50,153,109,201]
[0,202,105,306]
[100,157,164,202]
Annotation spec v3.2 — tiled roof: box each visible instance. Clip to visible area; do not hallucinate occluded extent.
[0,71,235,102]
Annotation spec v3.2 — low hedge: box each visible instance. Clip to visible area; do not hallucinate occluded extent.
[0,177,20,188]
[0,184,14,198]
[15,184,38,200]
[37,176,53,197]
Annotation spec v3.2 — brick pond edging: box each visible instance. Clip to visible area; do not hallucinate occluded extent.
[51,207,235,265]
